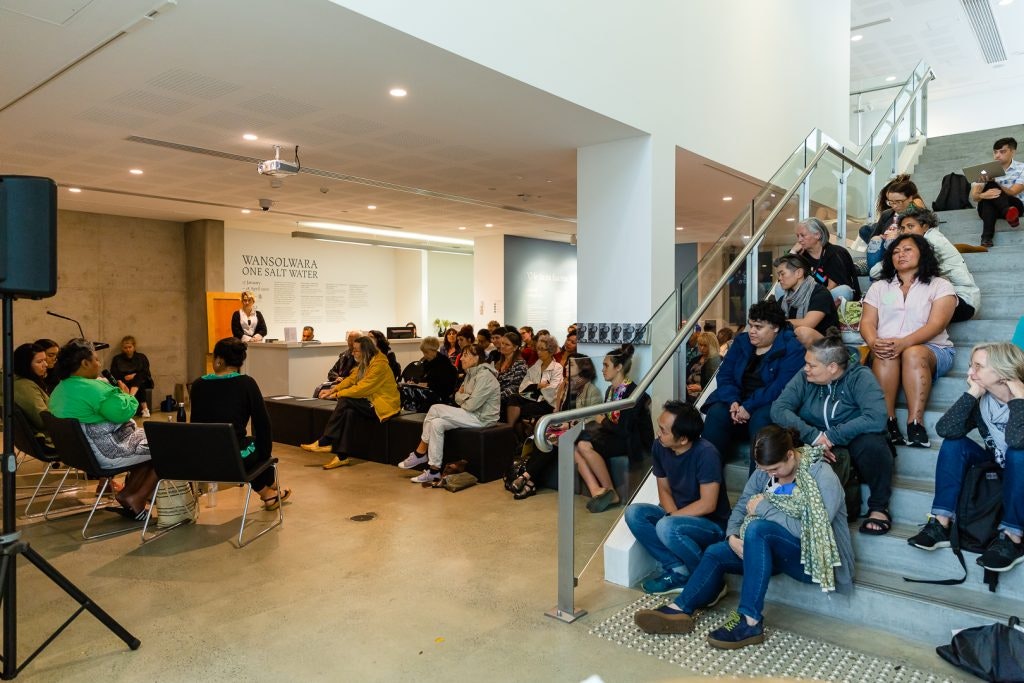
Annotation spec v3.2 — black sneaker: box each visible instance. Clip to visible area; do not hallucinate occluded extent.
[906,421,931,448]
[978,533,1024,572]
[886,417,906,446]
[907,517,950,550]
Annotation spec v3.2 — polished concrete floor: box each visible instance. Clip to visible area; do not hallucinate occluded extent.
[5,440,965,682]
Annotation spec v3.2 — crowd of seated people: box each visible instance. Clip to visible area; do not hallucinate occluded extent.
[506,334,563,435]
[861,175,927,279]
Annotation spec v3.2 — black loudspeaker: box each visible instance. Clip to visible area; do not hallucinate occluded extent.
[0,176,57,298]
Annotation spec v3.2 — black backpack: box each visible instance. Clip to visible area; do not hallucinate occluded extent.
[905,462,1003,591]
[932,172,973,211]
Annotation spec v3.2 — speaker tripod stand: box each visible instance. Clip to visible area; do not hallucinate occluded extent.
[1,295,140,679]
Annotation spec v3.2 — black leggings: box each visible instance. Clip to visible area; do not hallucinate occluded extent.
[977,181,1024,241]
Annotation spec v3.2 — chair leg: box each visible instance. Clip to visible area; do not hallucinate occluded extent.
[80,477,145,541]
[23,462,57,518]
[42,468,112,520]
[236,465,284,548]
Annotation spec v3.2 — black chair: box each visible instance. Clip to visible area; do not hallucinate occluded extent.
[9,405,74,517]
[141,421,283,547]
[40,412,141,540]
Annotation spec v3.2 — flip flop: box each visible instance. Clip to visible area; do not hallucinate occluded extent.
[262,488,292,511]
[859,510,892,536]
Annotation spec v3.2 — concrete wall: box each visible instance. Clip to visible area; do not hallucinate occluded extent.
[4,210,187,403]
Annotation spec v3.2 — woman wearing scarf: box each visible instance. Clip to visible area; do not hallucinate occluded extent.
[907,343,1024,572]
[634,425,854,650]
[773,253,840,348]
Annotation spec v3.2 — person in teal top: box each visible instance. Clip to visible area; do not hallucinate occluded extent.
[49,339,157,518]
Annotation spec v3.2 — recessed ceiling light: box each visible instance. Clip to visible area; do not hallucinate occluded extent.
[367,205,377,210]
[68,187,82,193]
[675,226,684,231]
[998,0,1013,6]
[722,196,733,201]
[242,133,258,141]
[458,226,466,231]
[850,34,863,42]
[129,169,143,175]
[885,75,897,82]
[241,209,251,214]
[298,221,473,246]
[484,223,494,228]
[389,88,407,97]
[785,217,796,222]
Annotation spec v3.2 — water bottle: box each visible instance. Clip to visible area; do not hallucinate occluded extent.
[206,482,218,508]
[176,402,187,422]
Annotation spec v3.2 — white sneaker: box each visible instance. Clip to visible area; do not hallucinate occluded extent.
[141,408,151,418]
[410,470,440,484]
[398,452,428,469]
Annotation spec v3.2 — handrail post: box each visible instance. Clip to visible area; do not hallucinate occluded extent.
[545,421,586,623]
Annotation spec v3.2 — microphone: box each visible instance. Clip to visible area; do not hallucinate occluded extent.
[46,310,109,350]
[101,369,119,387]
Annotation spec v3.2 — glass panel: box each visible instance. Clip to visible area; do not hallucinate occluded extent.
[806,143,844,229]
[845,166,873,248]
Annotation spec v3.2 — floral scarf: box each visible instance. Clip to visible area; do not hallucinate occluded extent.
[739,445,841,592]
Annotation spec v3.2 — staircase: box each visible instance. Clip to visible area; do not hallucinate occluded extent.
[723,125,1024,644]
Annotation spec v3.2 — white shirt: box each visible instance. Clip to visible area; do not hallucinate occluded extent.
[863,275,956,348]
[520,359,564,406]
[996,159,1024,191]
[237,308,259,340]
[924,229,980,309]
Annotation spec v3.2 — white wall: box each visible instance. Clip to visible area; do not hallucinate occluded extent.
[928,89,1024,138]
[426,251,473,335]
[333,0,851,180]
[393,249,426,335]
[471,235,505,331]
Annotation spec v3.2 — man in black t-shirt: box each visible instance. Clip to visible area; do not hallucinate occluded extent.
[625,401,731,595]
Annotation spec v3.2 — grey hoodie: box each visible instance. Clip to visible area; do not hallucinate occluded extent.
[455,362,500,426]
[771,363,887,447]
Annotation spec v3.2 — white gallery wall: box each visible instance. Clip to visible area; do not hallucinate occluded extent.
[224,229,474,341]
[333,0,851,181]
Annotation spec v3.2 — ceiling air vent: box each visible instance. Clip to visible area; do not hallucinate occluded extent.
[960,0,1007,64]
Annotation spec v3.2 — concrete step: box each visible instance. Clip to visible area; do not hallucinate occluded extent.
[757,566,1024,645]
[893,443,940,480]
[887,476,934,525]
[948,319,1016,342]
[853,521,1024,602]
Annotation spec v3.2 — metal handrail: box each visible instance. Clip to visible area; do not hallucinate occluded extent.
[862,66,935,169]
[533,140,869,451]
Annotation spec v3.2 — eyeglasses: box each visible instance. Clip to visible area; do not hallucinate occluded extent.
[886,197,909,206]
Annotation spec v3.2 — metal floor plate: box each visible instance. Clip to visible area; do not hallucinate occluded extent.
[589,595,963,682]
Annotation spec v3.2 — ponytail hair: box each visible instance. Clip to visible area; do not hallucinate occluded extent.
[606,343,635,375]
[752,425,802,467]
[808,328,849,370]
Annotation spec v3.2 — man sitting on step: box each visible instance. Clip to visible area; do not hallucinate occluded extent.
[970,136,1023,248]
[907,342,1024,573]
[624,401,731,595]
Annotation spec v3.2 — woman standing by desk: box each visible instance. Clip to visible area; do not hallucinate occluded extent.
[231,291,267,343]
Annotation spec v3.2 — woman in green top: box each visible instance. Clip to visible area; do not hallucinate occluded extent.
[49,339,157,517]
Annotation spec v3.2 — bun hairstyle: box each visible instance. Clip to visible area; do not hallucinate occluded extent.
[752,424,802,467]
[808,328,849,369]
[55,339,95,380]
[606,343,635,375]
[212,337,248,368]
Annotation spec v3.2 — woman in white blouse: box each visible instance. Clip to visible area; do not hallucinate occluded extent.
[230,291,267,343]
[860,233,956,451]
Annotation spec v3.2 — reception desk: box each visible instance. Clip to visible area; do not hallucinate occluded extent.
[244,339,424,396]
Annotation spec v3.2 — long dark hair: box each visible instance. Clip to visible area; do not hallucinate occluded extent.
[12,343,47,390]
[55,339,95,380]
[368,330,392,355]
[880,233,941,284]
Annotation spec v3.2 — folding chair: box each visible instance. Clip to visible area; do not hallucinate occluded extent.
[9,405,74,517]
[141,421,283,548]
[40,412,142,540]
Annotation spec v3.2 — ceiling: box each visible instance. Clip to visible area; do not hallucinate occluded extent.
[850,0,1024,96]
[0,0,768,249]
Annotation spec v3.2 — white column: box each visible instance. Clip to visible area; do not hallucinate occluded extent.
[471,234,505,331]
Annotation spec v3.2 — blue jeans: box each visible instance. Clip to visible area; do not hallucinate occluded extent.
[673,520,812,623]
[625,503,725,574]
[932,437,1024,536]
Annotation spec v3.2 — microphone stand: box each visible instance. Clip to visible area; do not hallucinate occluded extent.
[46,311,108,350]
[2,297,139,678]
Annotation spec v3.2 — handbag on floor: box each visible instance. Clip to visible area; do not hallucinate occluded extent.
[936,616,1024,682]
[155,480,197,528]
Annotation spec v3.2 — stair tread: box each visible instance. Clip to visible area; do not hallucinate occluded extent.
[851,566,1024,621]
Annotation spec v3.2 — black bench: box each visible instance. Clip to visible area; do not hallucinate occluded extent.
[385,413,516,483]
[263,397,391,464]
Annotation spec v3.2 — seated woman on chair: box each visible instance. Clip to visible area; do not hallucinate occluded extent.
[634,425,854,650]
[109,335,154,418]
[505,334,563,432]
[33,338,60,394]
[495,330,529,420]
[398,344,500,483]
[3,342,55,452]
[190,338,291,511]
[48,339,158,518]
[575,343,651,513]
[302,336,401,469]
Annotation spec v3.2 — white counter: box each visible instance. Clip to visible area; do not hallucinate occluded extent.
[243,338,423,396]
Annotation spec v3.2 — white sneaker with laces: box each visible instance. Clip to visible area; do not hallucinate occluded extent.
[141,408,151,418]
[410,470,440,484]
[398,452,428,469]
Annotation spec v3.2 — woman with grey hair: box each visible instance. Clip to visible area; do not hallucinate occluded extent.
[505,334,564,430]
[792,217,860,302]
[771,329,893,534]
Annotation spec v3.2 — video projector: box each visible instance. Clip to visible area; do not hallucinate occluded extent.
[257,158,299,177]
